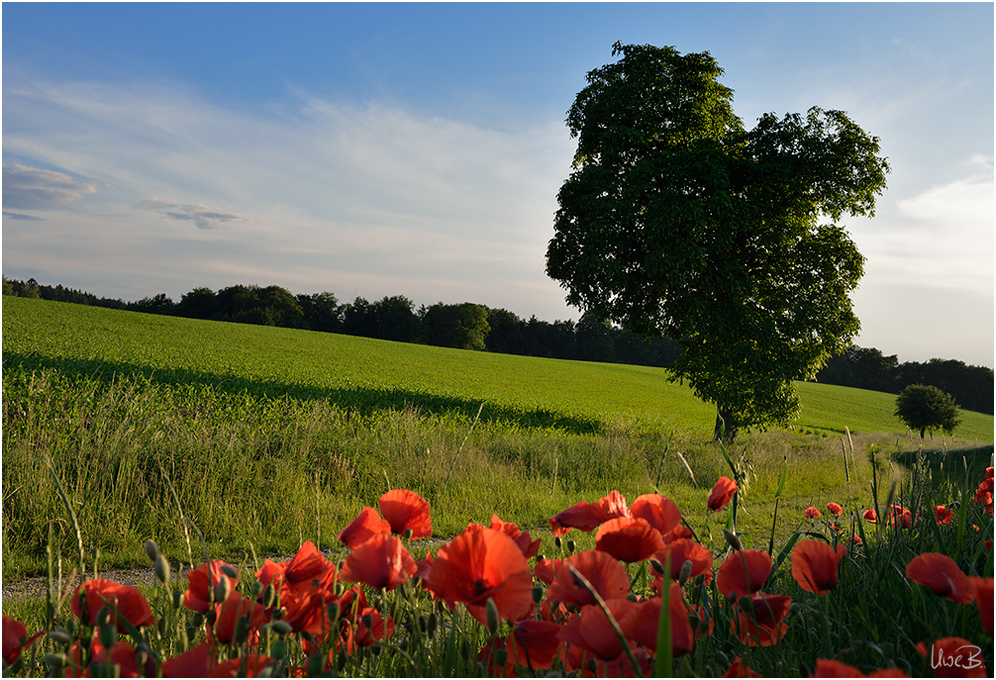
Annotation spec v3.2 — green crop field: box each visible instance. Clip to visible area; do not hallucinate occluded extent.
[2,296,993,580]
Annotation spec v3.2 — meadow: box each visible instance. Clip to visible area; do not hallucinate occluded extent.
[1,296,993,677]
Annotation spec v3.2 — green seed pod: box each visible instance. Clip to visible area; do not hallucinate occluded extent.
[270,639,287,661]
[213,579,231,604]
[204,610,217,627]
[327,602,340,625]
[427,612,438,639]
[251,582,263,599]
[722,528,743,552]
[172,591,183,609]
[192,612,204,628]
[678,559,693,585]
[47,629,72,647]
[98,622,116,651]
[220,564,239,580]
[495,648,509,668]
[235,615,251,645]
[96,606,111,628]
[587,657,599,673]
[261,584,275,609]
[269,620,293,637]
[307,653,326,676]
[532,585,545,604]
[485,598,500,635]
[154,554,171,584]
[738,596,753,610]
[43,653,68,672]
[144,540,160,563]
[362,614,373,630]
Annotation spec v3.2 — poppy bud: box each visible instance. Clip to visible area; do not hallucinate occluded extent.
[271,639,288,660]
[722,528,743,552]
[532,585,545,603]
[327,602,340,625]
[154,554,171,584]
[98,622,116,650]
[587,658,599,673]
[213,579,230,605]
[235,615,251,645]
[738,596,753,610]
[418,615,427,633]
[205,610,217,627]
[485,598,500,634]
[427,612,438,639]
[135,644,149,668]
[362,614,373,630]
[567,540,576,553]
[96,605,112,627]
[43,653,68,673]
[404,528,414,540]
[47,628,71,647]
[495,648,508,668]
[144,540,160,562]
[555,536,563,549]
[307,654,326,677]
[220,564,239,580]
[678,559,693,585]
[649,557,665,575]
[261,584,275,609]
[269,620,293,637]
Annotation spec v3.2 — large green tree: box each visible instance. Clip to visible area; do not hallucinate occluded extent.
[546,43,890,441]
[894,384,961,439]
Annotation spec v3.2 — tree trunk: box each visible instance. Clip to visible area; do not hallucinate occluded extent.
[714,407,739,444]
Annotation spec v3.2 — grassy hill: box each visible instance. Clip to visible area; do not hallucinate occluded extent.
[2,296,992,578]
[4,296,991,439]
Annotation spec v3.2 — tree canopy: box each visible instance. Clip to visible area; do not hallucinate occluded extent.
[895,384,961,439]
[546,43,890,441]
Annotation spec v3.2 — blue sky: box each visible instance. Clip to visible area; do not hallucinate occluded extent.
[3,3,993,367]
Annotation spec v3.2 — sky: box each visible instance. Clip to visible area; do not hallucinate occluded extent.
[3,2,993,368]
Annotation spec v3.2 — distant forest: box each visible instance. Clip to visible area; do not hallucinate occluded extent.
[5,277,993,415]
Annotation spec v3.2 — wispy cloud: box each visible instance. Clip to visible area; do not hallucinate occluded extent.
[135,198,252,230]
[2,163,98,210]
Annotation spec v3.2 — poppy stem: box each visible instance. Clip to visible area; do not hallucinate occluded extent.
[567,564,643,677]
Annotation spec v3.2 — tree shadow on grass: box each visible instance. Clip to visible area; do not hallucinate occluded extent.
[892,445,993,489]
[3,351,603,435]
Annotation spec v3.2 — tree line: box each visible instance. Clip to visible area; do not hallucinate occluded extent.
[1,278,679,367]
[4,276,991,414]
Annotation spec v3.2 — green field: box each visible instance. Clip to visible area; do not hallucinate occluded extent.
[2,296,993,578]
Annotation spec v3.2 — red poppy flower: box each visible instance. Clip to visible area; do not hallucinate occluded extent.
[2,616,42,666]
[888,505,912,528]
[334,586,396,654]
[340,533,418,590]
[162,641,216,677]
[734,592,792,646]
[722,657,762,678]
[597,490,631,520]
[667,524,695,542]
[811,659,866,677]
[212,591,269,645]
[934,505,954,525]
[863,508,878,523]
[969,576,993,636]
[559,597,635,661]
[708,477,738,512]
[905,553,974,604]
[480,619,564,675]
[716,549,772,598]
[790,540,847,595]
[826,502,843,517]
[548,501,607,536]
[81,639,157,678]
[920,637,989,678]
[545,549,631,607]
[617,583,696,657]
[209,654,276,678]
[533,557,564,585]
[651,538,714,588]
[71,579,155,632]
[488,514,541,559]
[266,542,339,635]
[804,506,822,519]
[379,489,432,538]
[630,494,682,535]
[183,560,240,613]
[595,517,665,563]
[425,526,533,626]
[337,507,391,549]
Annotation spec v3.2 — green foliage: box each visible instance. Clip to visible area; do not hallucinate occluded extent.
[546,42,890,441]
[895,383,962,439]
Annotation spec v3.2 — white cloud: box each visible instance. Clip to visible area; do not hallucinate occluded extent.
[135,198,252,230]
[2,163,98,210]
